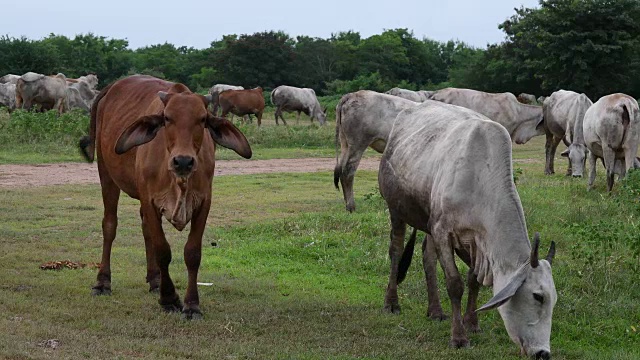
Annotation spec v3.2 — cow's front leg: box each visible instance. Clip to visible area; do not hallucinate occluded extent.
[143,203,181,312]
[182,200,211,320]
[140,207,160,293]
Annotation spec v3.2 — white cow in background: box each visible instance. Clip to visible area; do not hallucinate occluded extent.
[431,88,545,144]
[583,93,640,191]
[385,87,433,102]
[0,83,17,111]
[542,90,593,176]
[271,85,327,125]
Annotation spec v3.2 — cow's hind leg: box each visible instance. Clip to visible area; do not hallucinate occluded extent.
[602,146,617,192]
[140,208,160,293]
[142,202,182,312]
[422,234,446,320]
[544,132,562,175]
[338,142,369,212]
[384,212,406,314]
[181,200,211,320]
[92,165,120,296]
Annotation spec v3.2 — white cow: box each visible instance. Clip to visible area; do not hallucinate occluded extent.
[583,93,640,191]
[0,74,20,85]
[385,87,433,102]
[542,90,593,176]
[333,90,419,212]
[431,88,545,144]
[0,83,16,111]
[379,100,557,358]
[271,85,327,125]
[16,72,68,114]
[208,84,244,116]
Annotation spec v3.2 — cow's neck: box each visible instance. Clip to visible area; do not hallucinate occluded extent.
[473,185,531,293]
[571,106,587,146]
[157,175,199,231]
[516,103,542,124]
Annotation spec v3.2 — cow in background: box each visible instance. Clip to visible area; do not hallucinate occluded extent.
[542,90,593,176]
[334,90,418,212]
[517,93,537,105]
[15,72,68,114]
[385,87,433,102]
[208,84,244,116]
[0,83,16,112]
[79,75,252,318]
[219,87,265,126]
[431,88,544,144]
[0,74,20,85]
[583,93,640,191]
[271,85,327,125]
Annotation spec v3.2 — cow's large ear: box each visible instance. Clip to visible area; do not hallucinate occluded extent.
[206,115,252,159]
[115,115,165,154]
[560,149,569,158]
[477,265,528,312]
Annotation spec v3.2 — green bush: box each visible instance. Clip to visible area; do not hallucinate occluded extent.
[0,109,89,145]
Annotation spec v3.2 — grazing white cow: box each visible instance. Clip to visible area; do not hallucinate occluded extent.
[385,87,433,102]
[333,90,419,212]
[68,80,98,109]
[208,84,244,116]
[66,86,90,113]
[431,88,545,144]
[0,83,16,111]
[379,100,557,358]
[15,72,69,114]
[583,93,640,191]
[0,74,20,85]
[543,90,593,176]
[271,85,327,125]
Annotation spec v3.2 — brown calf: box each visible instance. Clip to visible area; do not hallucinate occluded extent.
[218,87,265,126]
[79,75,252,319]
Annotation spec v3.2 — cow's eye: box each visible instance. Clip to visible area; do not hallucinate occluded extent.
[533,293,544,304]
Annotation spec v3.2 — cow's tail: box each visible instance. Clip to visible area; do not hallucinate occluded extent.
[618,97,638,149]
[79,82,114,163]
[334,94,350,189]
[270,87,277,106]
[397,227,418,285]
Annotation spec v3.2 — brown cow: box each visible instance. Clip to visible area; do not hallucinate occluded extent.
[79,75,252,319]
[218,87,265,126]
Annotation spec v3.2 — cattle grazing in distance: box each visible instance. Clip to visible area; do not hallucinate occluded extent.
[542,90,593,176]
[16,72,69,115]
[385,87,433,102]
[66,86,90,113]
[537,96,547,104]
[271,85,327,125]
[218,87,265,126]
[79,75,252,318]
[0,83,17,111]
[378,100,557,358]
[517,93,537,105]
[334,90,419,212]
[208,84,244,115]
[431,88,545,144]
[0,74,20,85]
[583,93,640,191]
[68,79,99,109]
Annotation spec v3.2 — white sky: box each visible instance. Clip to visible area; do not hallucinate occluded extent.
[2,0,540,49]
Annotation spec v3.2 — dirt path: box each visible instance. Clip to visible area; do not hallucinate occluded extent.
[0,157,381,188]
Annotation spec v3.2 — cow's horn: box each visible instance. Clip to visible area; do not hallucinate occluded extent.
[530,232,540,268]
[545,241,556,266]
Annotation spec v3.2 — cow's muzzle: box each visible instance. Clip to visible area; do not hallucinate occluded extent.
[172,155,195,176]
[534,350,551,360]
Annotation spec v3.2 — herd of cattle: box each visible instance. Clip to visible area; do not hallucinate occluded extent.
[4,71,636,358]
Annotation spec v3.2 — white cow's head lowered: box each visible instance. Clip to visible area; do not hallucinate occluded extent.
[478,233,557,359]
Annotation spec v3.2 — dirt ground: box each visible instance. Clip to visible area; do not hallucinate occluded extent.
[0,158,381,188]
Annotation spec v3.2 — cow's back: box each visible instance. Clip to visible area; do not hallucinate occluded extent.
[219,88,264,114]
[380,100,515,230]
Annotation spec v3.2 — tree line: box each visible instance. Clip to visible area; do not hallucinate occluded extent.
[1,0,639,100]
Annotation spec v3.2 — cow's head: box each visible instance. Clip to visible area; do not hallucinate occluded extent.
[560,144,588,177]
[478,233,557,359]
[115,91,252,178]
[316,106,328,125]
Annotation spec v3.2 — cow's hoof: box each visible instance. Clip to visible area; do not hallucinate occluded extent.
[449,337,470,349]
[91,285,112,296]
[427,310,448,321]
[159,297,183,313]
[383,303,401,315]
[181,308,203,321]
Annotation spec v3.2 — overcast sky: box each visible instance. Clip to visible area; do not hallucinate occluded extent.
[3,0,540,49]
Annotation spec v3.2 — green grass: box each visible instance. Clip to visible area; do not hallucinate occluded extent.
[1,144,640,358]
[0,109,341,164]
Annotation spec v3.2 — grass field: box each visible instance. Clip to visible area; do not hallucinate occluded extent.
[1,110,640,359]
